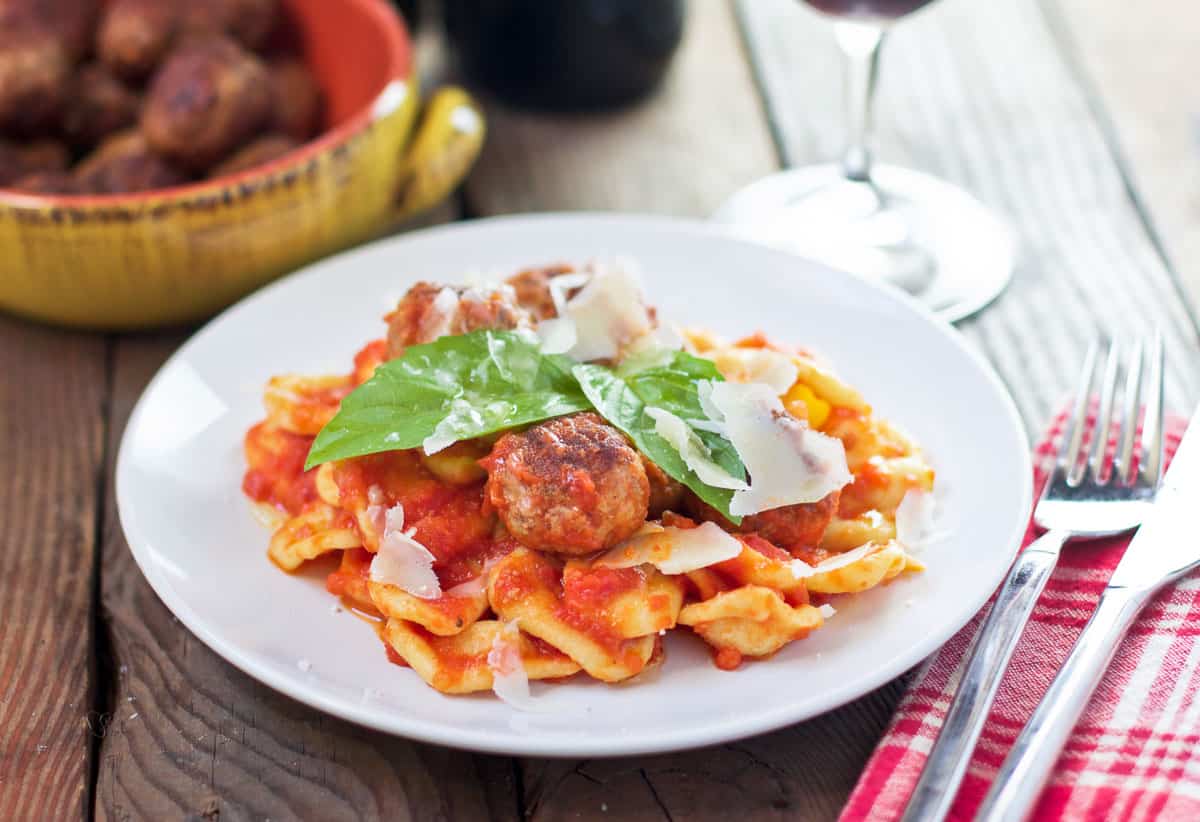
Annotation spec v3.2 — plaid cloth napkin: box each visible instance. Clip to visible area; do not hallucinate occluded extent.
[840,410,1192,822]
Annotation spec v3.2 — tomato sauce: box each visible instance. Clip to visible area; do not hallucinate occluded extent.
[242,422,319,514]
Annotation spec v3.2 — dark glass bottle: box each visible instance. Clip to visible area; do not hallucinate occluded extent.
[442,0,686,111]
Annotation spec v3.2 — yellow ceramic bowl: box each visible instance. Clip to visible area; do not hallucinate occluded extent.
[0,0,484,329]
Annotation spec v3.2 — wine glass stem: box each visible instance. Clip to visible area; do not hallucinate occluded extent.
[835,21,885,183]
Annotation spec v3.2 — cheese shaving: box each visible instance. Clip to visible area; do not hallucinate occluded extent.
[594,521,743,575]
[701,380,851,516]
[710,347,800,395]
[789,541,882,579]
[368,503,442,599]
[445,575,486,598]
[895,489,940,550]
[418,287,460,342]
[422,397,486,455]
[645,407,747,490]
[818,603,837,619]
[552,262,653,362]
[487,620,541,711]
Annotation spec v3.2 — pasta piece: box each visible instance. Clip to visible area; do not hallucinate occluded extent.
[791,355,869,413]
[263,374,352,436]
[678,585,823,658]
[268,505,360,571]
[562,560,685,638]
[804,540,923,594]
[369,581,489,636]
[820,510,896,552]
[710,540,808,603]
[487,549,658,682]
[840,454,935,519]
[684,568,729,601]
[383,619,581,694]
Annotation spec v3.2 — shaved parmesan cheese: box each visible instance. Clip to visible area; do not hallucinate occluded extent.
[369,504,441,599]
[419,287,460,341]
[711,347,800,395]
[595,521,743,575]
[702,381,851,516]
[536,317,576,354]
[896,489,940,549]
[789,541,882,579]
[422,397,486,455]
[818,603,837,619]
[487,620,540,711]
[646,407,747,490]
[560,262,653,362]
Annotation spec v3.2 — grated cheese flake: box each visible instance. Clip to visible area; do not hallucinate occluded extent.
[701,380,851,516]
[594,521,743,575]
[369,503,442,599]
[645,407,747,490]
[555,262,653,362]
[789,541,882,579]
[487,620,542,711]
[710,347,800,395]
[896,489,941,550]
[818,603,837,619]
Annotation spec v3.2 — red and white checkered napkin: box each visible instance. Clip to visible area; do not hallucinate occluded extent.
[840,411,1194,822]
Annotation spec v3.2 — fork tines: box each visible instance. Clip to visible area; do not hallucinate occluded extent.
[1056,334,1164,488]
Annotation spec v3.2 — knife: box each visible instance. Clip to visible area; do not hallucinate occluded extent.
[977,405,1200,822]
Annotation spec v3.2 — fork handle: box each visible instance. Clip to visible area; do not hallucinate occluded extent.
[976,586,1149,822]
[898,529,1069,822]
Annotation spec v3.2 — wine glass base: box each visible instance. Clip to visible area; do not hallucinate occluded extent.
[712,164,1015,322]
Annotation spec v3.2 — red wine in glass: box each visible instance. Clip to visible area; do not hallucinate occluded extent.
[803,0,935,20]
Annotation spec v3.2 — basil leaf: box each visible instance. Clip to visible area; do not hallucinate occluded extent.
[573,351,747,523]
[305,330,591,469]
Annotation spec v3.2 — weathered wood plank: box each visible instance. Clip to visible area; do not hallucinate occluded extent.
[1047,0,1200,310]
[0,319,107,820]
[94,335,517,822]
[464,0,778,217]
[738,0,1200,430]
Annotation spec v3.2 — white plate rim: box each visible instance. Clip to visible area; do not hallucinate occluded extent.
[116,212,1033,757]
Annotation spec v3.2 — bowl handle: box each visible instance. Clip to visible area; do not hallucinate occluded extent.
[392,86,485,220]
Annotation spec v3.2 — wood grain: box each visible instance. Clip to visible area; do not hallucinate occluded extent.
[737,0,1200,429]
[94,336,518,822]
[463,0,779,217]
[0,318,107,820]
[1050,0,1200,311]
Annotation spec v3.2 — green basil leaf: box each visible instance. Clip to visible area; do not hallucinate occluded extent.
[305,330,591,469]
[573,351,746,523]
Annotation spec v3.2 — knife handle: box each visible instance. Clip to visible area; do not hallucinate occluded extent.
[899,529,1068,822]
[976,586,1149,822]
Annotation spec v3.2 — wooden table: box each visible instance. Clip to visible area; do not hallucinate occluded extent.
[5,1,1199,819]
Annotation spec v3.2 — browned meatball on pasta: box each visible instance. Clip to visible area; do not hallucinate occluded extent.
[385,282,531,358]
[141,36,272,171]
[481,413,650,556]
[686,489,840,553]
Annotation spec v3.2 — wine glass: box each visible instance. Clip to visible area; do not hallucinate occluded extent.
[713,0,1014,322]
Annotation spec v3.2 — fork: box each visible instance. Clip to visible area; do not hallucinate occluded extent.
[898,335,1165,822]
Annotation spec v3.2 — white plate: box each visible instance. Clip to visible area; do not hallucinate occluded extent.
[117,214,1031,757]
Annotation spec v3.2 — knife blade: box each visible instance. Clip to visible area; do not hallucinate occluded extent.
[1107,404,1200,591]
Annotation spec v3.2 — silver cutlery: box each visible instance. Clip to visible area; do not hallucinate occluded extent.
[899,336,1165,822]
[977,397,1198,821]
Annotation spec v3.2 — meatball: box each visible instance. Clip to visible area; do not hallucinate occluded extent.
[686,490,840,553]
[209,133,298,177]
[504,264,574,321]
[62,64,141,148]
[10,169,82,194]
[180,0,279,51]
[0,138,68,186]
[643,457,684,519]
[0,0,97,59]
[74,130,189,194]
[481,413,650,556]
[141,36,272,171]
[0,26,69,135]
[385,281,532,359]
[268,58,321,140]
[97,0,179,80]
